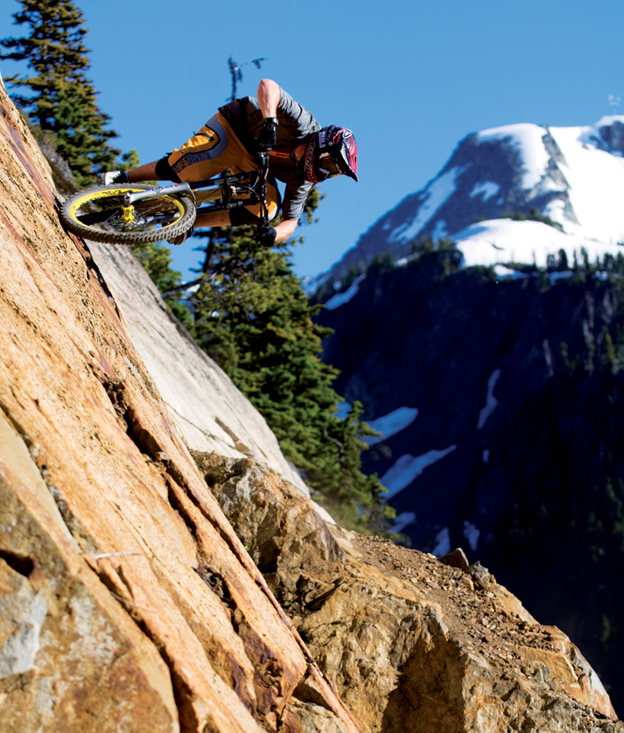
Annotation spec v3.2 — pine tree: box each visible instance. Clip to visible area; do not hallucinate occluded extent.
[1,0,120,185]
[190,226,391,531]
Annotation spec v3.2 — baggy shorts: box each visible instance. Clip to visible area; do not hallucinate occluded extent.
[167,113,279,221]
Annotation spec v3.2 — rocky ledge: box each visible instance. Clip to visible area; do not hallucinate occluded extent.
[197,453,621,733]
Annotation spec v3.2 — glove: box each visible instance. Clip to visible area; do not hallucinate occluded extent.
[257,117,278,152]
[257,224,277,248]
[169,227,194,245]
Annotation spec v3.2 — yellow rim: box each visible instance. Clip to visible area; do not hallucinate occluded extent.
[69,188,186,230]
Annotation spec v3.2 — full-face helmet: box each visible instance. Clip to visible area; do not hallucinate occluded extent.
[301,126,358,183]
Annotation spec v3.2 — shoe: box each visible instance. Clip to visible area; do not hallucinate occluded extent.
[98,170,129,186]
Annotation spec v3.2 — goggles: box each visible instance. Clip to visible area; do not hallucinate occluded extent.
[316,150,345,180]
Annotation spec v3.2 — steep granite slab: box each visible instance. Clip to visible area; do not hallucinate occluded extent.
[0,78,359,733]
[88,240,310,498]
[0,410,178,732]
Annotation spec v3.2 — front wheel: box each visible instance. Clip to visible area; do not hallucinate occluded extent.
[61,184,197,245]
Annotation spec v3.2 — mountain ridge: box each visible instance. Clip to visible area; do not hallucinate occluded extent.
[313,116,624,288]
[316,239,624,715]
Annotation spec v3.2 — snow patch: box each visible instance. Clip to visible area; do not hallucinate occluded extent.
[470,181,500,201]
[477,123,550,189]
[432,527,451,557]
[542,199,567,226]
[594,114,624,130]
[463,521,480,552]
[494,265,528,280]
[549,271,573,283]
[548,124,624,244]
[477,369,501,429]
[381,446,457,498]
[389,166,468,244]
[324,274,365,310]
[391,511,417,533]
[432,220,449,241]
[364,406,419,445]
[454,219,624,269]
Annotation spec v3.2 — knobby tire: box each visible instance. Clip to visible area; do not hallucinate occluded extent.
[61,184,196,245]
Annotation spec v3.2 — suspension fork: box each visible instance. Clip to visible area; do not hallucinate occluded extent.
[120,182,194,222]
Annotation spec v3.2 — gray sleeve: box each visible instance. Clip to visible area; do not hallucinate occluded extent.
[277,88,321,141]
[282,180,313,221]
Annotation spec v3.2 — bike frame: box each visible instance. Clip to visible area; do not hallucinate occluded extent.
[122,153,273,225]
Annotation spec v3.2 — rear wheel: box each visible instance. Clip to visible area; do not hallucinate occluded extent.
[61,184,196,245]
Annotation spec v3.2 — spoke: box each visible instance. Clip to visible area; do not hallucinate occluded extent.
[76,194,183,232]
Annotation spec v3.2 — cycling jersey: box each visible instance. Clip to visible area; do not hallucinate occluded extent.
[219,87,321,221]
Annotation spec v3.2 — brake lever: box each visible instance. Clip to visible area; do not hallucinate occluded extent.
[256,151,270,171]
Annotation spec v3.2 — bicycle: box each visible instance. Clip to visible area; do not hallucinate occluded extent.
[60,152,278,246]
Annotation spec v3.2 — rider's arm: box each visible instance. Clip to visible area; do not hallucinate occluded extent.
[274,218,298,243]
[257,79,281,119]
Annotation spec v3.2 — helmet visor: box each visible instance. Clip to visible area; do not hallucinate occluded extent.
[316,151,345,180]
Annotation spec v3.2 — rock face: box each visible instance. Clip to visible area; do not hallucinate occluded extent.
[0,74,621,733]
[87,239,310,498]
[0,78,359,732]
[195,453,622,732]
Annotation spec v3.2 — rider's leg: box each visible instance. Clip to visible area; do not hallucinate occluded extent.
[167,113,254,183]
[127,161,161,182]
[194,210,231,228]
[115,113,253,186]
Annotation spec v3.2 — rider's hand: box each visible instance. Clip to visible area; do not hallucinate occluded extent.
[257,117,278,152]
[257,224,277,248]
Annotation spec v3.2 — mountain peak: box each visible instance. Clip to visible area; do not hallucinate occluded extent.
[319,118,624,286]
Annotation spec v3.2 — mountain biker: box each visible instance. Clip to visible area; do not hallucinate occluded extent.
[100,79,358,246]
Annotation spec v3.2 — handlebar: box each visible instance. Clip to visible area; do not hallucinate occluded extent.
[256,151,270,171]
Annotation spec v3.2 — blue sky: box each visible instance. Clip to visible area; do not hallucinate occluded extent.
[1,0,622,281]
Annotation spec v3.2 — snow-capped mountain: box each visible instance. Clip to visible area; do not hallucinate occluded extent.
[313,118,624,708]
[320,116,624,284]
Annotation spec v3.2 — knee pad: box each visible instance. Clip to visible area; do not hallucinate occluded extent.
[155,155,181,183]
